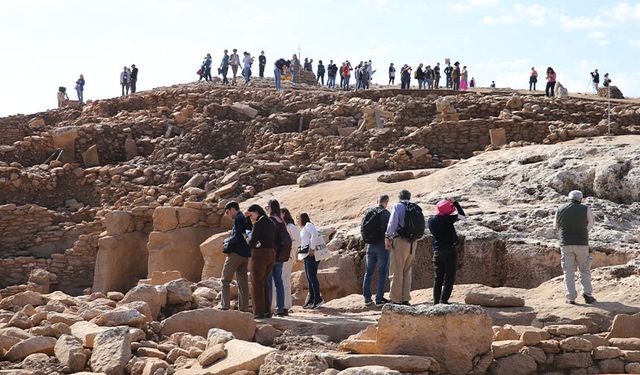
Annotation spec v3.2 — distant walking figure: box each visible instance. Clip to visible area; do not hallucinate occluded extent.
[75,74,85,104]
[388,63,396,85]
[546,67,557,97]
[200,54,212,82]
[230,49,241,84]
[259,51,266,78]
[220,50,230,84]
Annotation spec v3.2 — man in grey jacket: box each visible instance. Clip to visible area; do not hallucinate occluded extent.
[554,190,596,304]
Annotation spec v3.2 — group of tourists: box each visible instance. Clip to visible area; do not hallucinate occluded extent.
[199,49,267,86]
[220,200,327,319]
[120,64,139,96]
[360,188,597,307]
[360,190,466,306]
[393,61,474,91]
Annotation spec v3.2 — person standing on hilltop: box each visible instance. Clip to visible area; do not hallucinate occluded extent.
[460,65,468,91]
[555,190,596,305]
[200,53,212,82]
[452,62,461,91]
[591,68,600,91]
[385,190,424,305]
[120,66,130,96]
[274,58,289,90]
[258,51,266,78]
[242,51,254,84]
[362,195,392,306]
[434,62,441,89]
[130,64,138,93]
[327,60,337,89]
[342,61,352,91]
[428,198,466,304]
[400,64,412,89]
[388,63,396,85]
[317,60,325,86]
[529,67,538,91]
[219,201,251,312]
[290,54,300,85]
[220,50,230,84]
[416,64,425,90]
[425,65,434,89]
[545,67,556,97]
[75,74,85,105]
[229,49,241,84]
[444,62,453,89]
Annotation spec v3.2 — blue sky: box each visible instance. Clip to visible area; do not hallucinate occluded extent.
[1,0,639,117]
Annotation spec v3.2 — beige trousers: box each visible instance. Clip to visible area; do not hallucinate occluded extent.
[389,237,416,303]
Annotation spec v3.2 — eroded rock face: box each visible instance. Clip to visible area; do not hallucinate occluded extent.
[375,304,493,375]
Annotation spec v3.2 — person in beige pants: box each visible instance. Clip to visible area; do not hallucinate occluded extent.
[555,190,596,305]
[385,189,417,305]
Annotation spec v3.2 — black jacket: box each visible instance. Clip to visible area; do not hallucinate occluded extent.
[428,202,465,253]
[259,55,266,66]
[249,215,276,250]
[225,213,251,257]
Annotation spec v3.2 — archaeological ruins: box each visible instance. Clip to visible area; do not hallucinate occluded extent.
[0,76,640,374]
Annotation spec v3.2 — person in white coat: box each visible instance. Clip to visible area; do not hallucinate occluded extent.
[298,212,324,309]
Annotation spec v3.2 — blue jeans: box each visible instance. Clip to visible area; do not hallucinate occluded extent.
[242,67,250,83]
[327,75,335,88]
[76,89,83,104]
[363,242,390,302]
[267,261,285,310]
[304,255,321,303]
[291,69,298,84]
[274,68,282,90]
[343,76,350,90]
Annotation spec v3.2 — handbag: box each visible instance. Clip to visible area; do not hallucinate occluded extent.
[297,245,310,261]
[313,235,331,261]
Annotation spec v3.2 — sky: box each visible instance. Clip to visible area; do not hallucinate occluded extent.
[1,0,639,117]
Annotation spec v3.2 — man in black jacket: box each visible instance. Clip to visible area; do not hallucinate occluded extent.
[219,201,251,311]
[130,64,138,93]
[259,51,266,78]
[362,195,391,306]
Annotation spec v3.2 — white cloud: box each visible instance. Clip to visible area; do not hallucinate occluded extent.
[587,31,606,39]
[557,15,608,30]
[629,39,640,48]
[451,0,500,12]
[482,15,518,25]
[513,3,549,26]
[598,40,611,47]
[608,2,640,22]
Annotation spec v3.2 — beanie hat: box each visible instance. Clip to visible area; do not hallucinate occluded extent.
[436,200,455,216]
[568,190,583,201]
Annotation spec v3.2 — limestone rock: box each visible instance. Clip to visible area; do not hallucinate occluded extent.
[82,145,100,167]
[330,354,439,373]
[492,325,519,341]
[165,278,192,305]
[197,343,226,366]
[0,291,46,310]
[231,102,258,118]
[465,292,525,307]
[147,226,214,282]
[338,325,378,354]
[90,327,131,375]
[207,328,235,348]
[599,358,625,373]
[627,362,640,374]
[337,365,401,375]
[592,345,623,360]
[118,284,162,320]
[491,340,524,358]
[54,334,88,372]
[259,351,329,375]
[544,324,588,336]
[124,137,138,160]
[93,307,146,327]
[553,352,592,369]
[610,337,640,350]
[559,337,593,352]
[375,304,493,374]
[489,353,537,375]
[93,231,149,293]
[200,232,229,279]
[607,313,640,339]
[175,339,274,375]
[5,336,57,361]
[160,308,256,341]
[70,321,110,348]
[376,171,414,183]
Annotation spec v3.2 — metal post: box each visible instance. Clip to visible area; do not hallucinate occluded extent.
[607,85,611,135]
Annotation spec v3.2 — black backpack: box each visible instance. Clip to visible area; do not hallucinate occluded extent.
[273,216,292,262]
[361,207,385,244]
[398,202,425,241]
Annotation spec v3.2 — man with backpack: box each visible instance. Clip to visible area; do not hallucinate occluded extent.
[385,190,425,305]
[361,195,392,306]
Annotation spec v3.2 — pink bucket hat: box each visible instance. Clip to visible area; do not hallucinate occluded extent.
[436,200,455,216]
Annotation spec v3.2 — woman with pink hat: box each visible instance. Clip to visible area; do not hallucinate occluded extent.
[428,198,466,305]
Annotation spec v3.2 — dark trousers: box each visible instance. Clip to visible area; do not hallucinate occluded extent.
[130,79,137,93]
[221,66,229,84]
[546,81,555,97]
[304,255,322,304]
[435,75,440,89]
[259,64,265,78]
[250,248,275,316]
[201,68,212,82]
[433,250,457,304]
[317,74,324,85]
[529,79,537,91]
[453,78,460,91]
[389,77,395,85]
[446,74,452,88]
